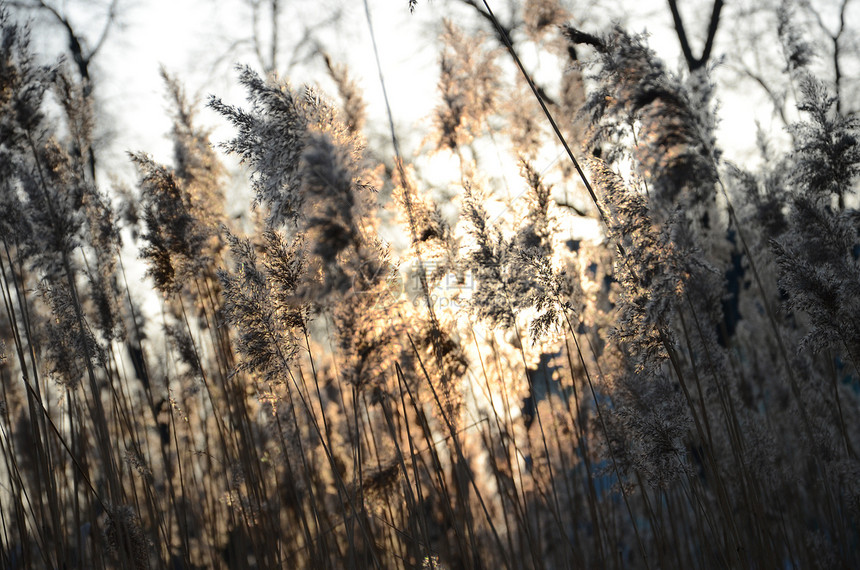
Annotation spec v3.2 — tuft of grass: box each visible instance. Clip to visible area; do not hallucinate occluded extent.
[1,2,860,568]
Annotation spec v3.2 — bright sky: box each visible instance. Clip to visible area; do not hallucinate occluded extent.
[94,0,444,177]
[12,0,831,361]
[17,0,812,189]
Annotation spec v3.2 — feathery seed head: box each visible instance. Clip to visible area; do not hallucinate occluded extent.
[103,505,150,570]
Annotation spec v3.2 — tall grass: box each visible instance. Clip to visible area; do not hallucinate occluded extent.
[1,2,859,568]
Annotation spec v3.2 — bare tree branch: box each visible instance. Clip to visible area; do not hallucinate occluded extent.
[88,0,119,60]
[728,61,793,129]
[9,0,122,182]
[244,0,340,76]
[667,0,724,72]
[18,0,120,91]
[805,0,854,114]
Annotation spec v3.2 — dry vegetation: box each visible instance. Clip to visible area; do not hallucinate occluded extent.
[1,0,860,568]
